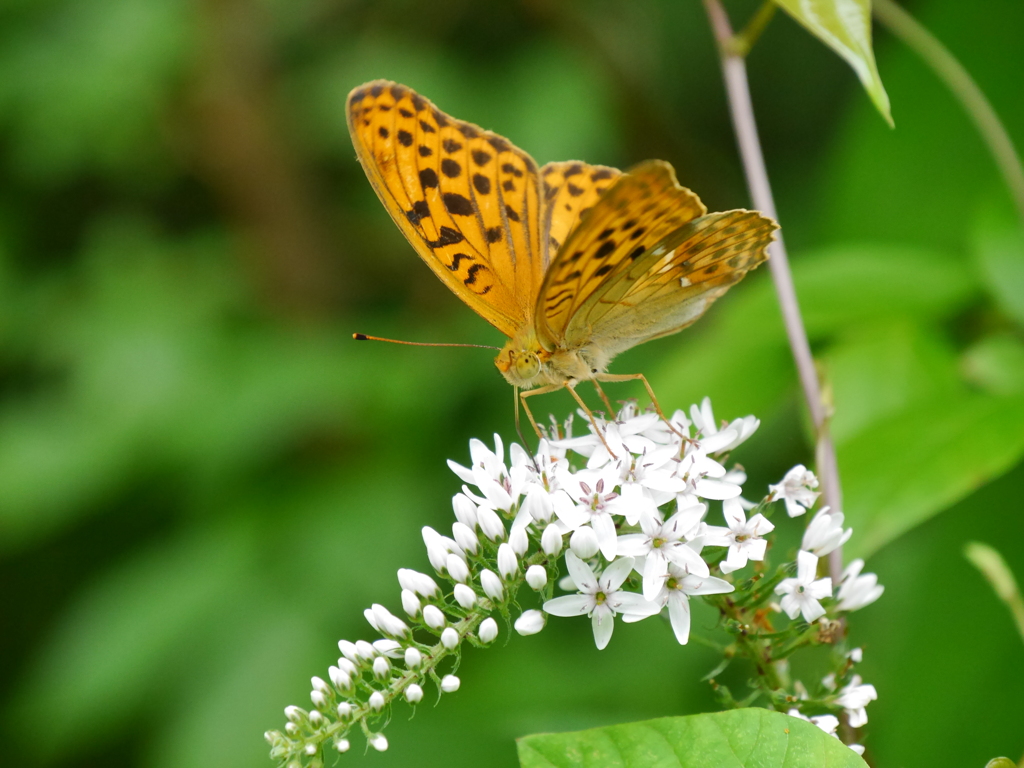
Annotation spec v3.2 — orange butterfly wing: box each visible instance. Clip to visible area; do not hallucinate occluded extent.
[347,80,545,337]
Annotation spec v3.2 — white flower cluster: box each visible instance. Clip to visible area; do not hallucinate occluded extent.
[267,397,885,765]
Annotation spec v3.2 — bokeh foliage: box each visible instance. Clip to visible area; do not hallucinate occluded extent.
[1,1,1023,767]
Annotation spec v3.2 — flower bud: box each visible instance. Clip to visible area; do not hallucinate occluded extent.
[525,564,547,591]
[446,553,470,583]
[426,541,449,573]
[311,676,330,695]
[363,607,380,632]
[452,492,479,528]
[336,657,357,677]
[497,542,519,578]
[398,568,439,598]
[369,691,385,711]
[355,640,376,660]
[524,485,554,523]
[441,627,460,649]
[336,702,353,719]
[452,522,480,554]
[509,525,529,556]
[284,722,298,736]
[454,583,477,608]
[309,710,324,727]
[310,690,327,709]
[372,604,409,637]
[478,617,498,643]
[570,526,600,559]
[334,738,350,753]
[401,588,421,618]
[305,743,318,756]
[328,666,351,691]
[405,684,424,703]
[404,647,423,667]
[284,705,305,724]
[480,568,504,601]
[541,524,563,556]
[440,674,461,692]
[338,640,359,663]
[372,656,390,679]
[423,604,446,629]
[369,734,388,752]
[373,639,403,657]
[477,506,506,541]
[514,609,546,636]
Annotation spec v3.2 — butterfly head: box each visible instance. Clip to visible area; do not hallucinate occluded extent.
[495,341,543,388]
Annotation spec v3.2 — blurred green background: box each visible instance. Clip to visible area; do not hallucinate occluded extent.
[2,0,1023,766]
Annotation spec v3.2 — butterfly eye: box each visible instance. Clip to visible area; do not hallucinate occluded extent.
[514,351,540,381]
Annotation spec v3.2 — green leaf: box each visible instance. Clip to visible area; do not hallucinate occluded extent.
[517,708,867,768]
[974,219,1024,327]
[841,393,1024,558]
[772,0,893,126]
[962,333,1024,395]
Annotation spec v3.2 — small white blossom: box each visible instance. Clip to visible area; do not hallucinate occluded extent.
[441,627,459,649]
[440,674,461,693]
[477,506,507,541]
[369,734,388,752]
[480,569,504,601]
[397,568,439,598]
[354,640,375,660]
[368,691,385,711]
[775,551,832,622]
[837,559,884,611]
[801,506,852,556]
[770,465,820,517]
[478,617,498,643]
[526,564,548,590]
[786,709,839,736]
[452,521,479,554]
[522,484,555,524]
[497,542,519,578]
[405,684,423,703]
[836,675,877,728]
[451,492,479,528]
[514,609,546,636]
[690,397,759,452]
[404,647,422,668]
[446,552,470,583]
[629,561,733,644]
[453,583,477,609]
[509,525,529,556]
[370,604,409,637]
[401,589,421,618]
[541,523,563,556]
[310,690,326,709]
[373,639,403,658]
[372,656,390,679]
[422,605,446,629]
[336,701,352,719]
[703,498,774,574]
[543,552,658,650]
[334,738,350,752]
[554,464,623,558]
[328,665,351,691]
[617,503,710,600]
[569,526,600,558]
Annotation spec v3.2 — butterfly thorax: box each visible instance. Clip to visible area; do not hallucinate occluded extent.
[495,330,610,389]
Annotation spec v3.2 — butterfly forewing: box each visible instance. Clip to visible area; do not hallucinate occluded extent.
[565,210,776,354]
[534,161,707,349]
[539,162,622,268]
[347,81,543,335]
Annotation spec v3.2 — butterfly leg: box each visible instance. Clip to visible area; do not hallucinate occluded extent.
[591,380,615,416]
[519,384,565,439]
[595,373,684,439]
[563,382,619,460]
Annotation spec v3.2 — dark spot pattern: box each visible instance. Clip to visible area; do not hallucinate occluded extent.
[378,104,391,112]
[502,180,515,192]
[568,251,584,262]
[443,139,462,153]
[411,94,426,112]
[390,84,407,100]
[441,159,461,178]
[419,119,435,133]
[629,245,646,260]
[399,108,413,118]
[370,83,385,97]
[472,150,492,166]
[473,174,491,195]
[594,241,616,259]
[397,130,413,147]
[564,163,583,177]
[591,169,614,181]
[458,124,479,138]
[433,109,449,127]
[505,206,520,223]
[405,200,430,225]
[378,126,389,139]
[418,145,432,157]
[630,227,647,240]
[487,136,509,152]
[448,253,473,271]
[443,193,474,216]
[501,163,524,178]
[567,183,583,197]
[426,226,463,248]
[594,264,613,276]
[419,168,439,189]
[463,263,484,285]
[485,227,502,243]
[704,264,719,274]
[598,228,615,239]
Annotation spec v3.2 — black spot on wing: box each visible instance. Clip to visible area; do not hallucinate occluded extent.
[419,145,432,157]
[567,183,584,197]
[594,264,613,276]
[501,163,524,178]
[594,241,616,259]
[463,263,485,285]
[485,227,502,243]
[443,193,474,216]
[420,168,439,189]
[591,169,614,181]
[389,84,407,100]
[487,136,509,152]
[426,226,464,248]
[472,150,492,166]
[370,83,385,97]
[443,139,463,153]
[399,108,413,118]
[411,94,426,112]
[419,119,435,133]
[378,126,389,139]
[629,245,646,260]
[505,206,520,223]
[564,163,583,177]
[448,253,473,271]
[406,200,430,226]
[473,174,491,195]
[397,130,413,147]
[458,124,479,138]
[502,180,515,192]
[441,159,461,178]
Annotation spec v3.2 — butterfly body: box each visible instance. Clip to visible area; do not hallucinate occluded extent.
[347,80,777,425]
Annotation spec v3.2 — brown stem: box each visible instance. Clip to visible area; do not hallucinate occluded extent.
[702,0,844,582]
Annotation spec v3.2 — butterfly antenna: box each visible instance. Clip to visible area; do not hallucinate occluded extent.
[353,333,501,350]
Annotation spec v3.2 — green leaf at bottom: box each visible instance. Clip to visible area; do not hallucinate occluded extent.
[517,708,867,768]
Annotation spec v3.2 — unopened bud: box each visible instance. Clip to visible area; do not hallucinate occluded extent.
[509,525,529,556]
[401,589,421,618]
[310,690,327,709]
[477,506,506,541]
[497,543,519,578]
[452,521,480,554]
[355,640,376,660]
[480,569,504,601]
[525,564,547,590]
[404,647,423,667]
[338,640,358,663]
[308,710,324,727]
[284,705,305,724]
[524,485,554,523]
[369,691,385,711]
[478,617,498,643]
[570,526,599,559]
[440,674,461,693]
[405,684,424,703]
[541,524,563,556]
[372,656,391,679]
[446,553,470,583]
[334,738,350,753]
[441,627,460,649]
[369,734,389,752]
[398,568,439,598]
[454,583,477,608]
[328,666,351,691]
[423,604,446,629]
[336,702,353,719]
[514,609,546,636]
[452,493,479,528]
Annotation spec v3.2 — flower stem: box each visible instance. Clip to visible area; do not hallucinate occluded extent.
[873,0,1024,228]
[702,0,844,583]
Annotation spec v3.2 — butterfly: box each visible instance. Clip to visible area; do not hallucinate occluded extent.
[347,80,776,438]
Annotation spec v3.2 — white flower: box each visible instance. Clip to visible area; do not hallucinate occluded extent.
[837,560,884,611]
[452,521,479,554]
[336,701,353,719]
[627,561,733,644]
[480,569,504,601]
[476,506,507,541]
[786,709,839,736]
[690,397,759,452]
[514,609,545,635]
[373,639,403,658]
[703,498,774,574]
[801,506,852,556]
[334,738,351,752]
[554,465,624,559]
[440,674,461,693]
[405,684,423,703]
[543,552,658,650]
[569,526,600,559]
[441,627,459,649]
[478,617,498,643]
[616,503,710,600]
[453,583,477,609]
[400,589,421,618]
[526,564,547,590]
[397,568,439,598]
[775,551,832,622]
[451,492,479,529]
[446,553,470,583]
[369,734,388,752]
[836,675,877,728]
[640,407,692,445]
[497,542,519,578]
[770,465,820,517]
[541,523,563,556]
[369,691,385,711]
[404,647,422,667]
[509,525,529,556]
[422,605,446,629]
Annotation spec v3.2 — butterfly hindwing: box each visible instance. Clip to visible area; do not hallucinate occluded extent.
[566,209,776,355]
[535,161,707,349]
[538,161,622,268]
[347,81,543,335]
